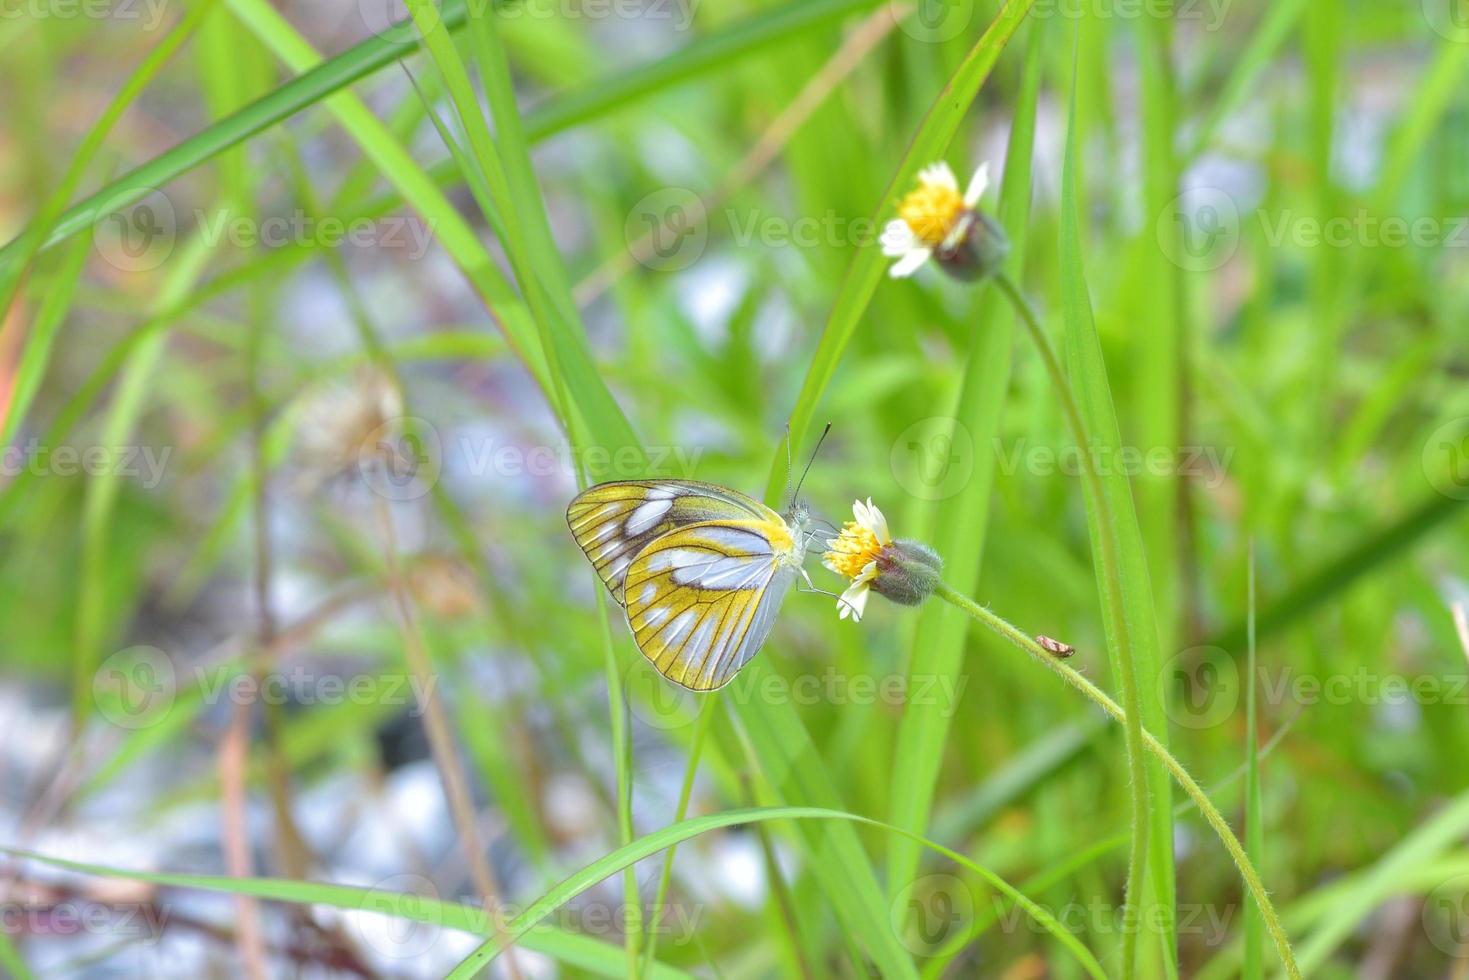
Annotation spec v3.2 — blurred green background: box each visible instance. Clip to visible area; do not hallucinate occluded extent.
[2,0,1469,976]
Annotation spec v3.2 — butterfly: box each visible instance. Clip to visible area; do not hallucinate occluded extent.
[566,427,839,692]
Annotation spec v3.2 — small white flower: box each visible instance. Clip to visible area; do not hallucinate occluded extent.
[882,161,991,279]
[822,498,892,622]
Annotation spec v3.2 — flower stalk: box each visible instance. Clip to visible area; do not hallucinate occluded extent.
[931,579,1300,980]
[992,268,1156,973]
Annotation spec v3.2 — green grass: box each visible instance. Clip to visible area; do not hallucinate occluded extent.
[2,0,1468,976]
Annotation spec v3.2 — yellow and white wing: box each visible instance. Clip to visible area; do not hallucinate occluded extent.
[566,480,777,603]
[621,521,797,691]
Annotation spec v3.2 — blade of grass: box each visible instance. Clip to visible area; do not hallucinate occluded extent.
[1208,492,1468,654]
[71,235,215,724]
[886,13,1042,907]
[406,7,650,968]
[1292,789,1469,975]
[931,583,1299,979]
[0,0,887,272]
[442,805,1107,980]
[0,0,217,321]
[1182,0,1309,164]
[1242,542,1264,980]
[1130,14,1185,974]
[1027,52,1171,977]
[0,233,89,446]
[224,0,559,393]
[747,3,1037,968]
[770,0,1038,487]
[1,847,690,979]
[640,700,715,978]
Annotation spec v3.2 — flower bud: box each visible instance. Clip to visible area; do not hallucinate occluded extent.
[870,539,944,606]
[934,208,1010,283]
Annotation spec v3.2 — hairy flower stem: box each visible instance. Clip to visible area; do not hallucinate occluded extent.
[933,581,1300,980]
[993,271,1153,976]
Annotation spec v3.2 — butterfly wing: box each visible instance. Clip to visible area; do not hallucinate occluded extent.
[622,521,797,691]
[566,480,776,603]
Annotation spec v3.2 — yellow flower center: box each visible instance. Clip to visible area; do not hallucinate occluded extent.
[823,521,883,580]
[898,180,966,247]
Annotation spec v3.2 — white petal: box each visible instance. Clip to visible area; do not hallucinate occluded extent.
[865,499,890,543]
[888,247,931,279]
[837,581,870,622]
[881,219,917,257]
[964,161,990,206]
[919,161,958,192]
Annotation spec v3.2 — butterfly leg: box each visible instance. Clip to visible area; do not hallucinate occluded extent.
[795,567,863,618]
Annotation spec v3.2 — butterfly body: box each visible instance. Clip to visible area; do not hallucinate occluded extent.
[567,480,813,691]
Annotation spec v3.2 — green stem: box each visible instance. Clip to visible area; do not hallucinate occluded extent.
[932,581,1300,980]
[993,271,1152,976]
[639,698,715,977]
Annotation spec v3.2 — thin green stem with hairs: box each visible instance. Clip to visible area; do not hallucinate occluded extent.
[931,580,1300,980]
[993,270,1154,976]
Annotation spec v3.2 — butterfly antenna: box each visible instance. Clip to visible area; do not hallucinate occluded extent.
[791,423,831,505]
[783,422,795,505]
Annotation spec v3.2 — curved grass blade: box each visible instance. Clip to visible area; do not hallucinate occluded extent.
[1,847,691,980]
[1057,45,1172,978]
[442,806,1107,980]
[886,13,1043,906]
[0,0,886,272]
[770,0,1038,488]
